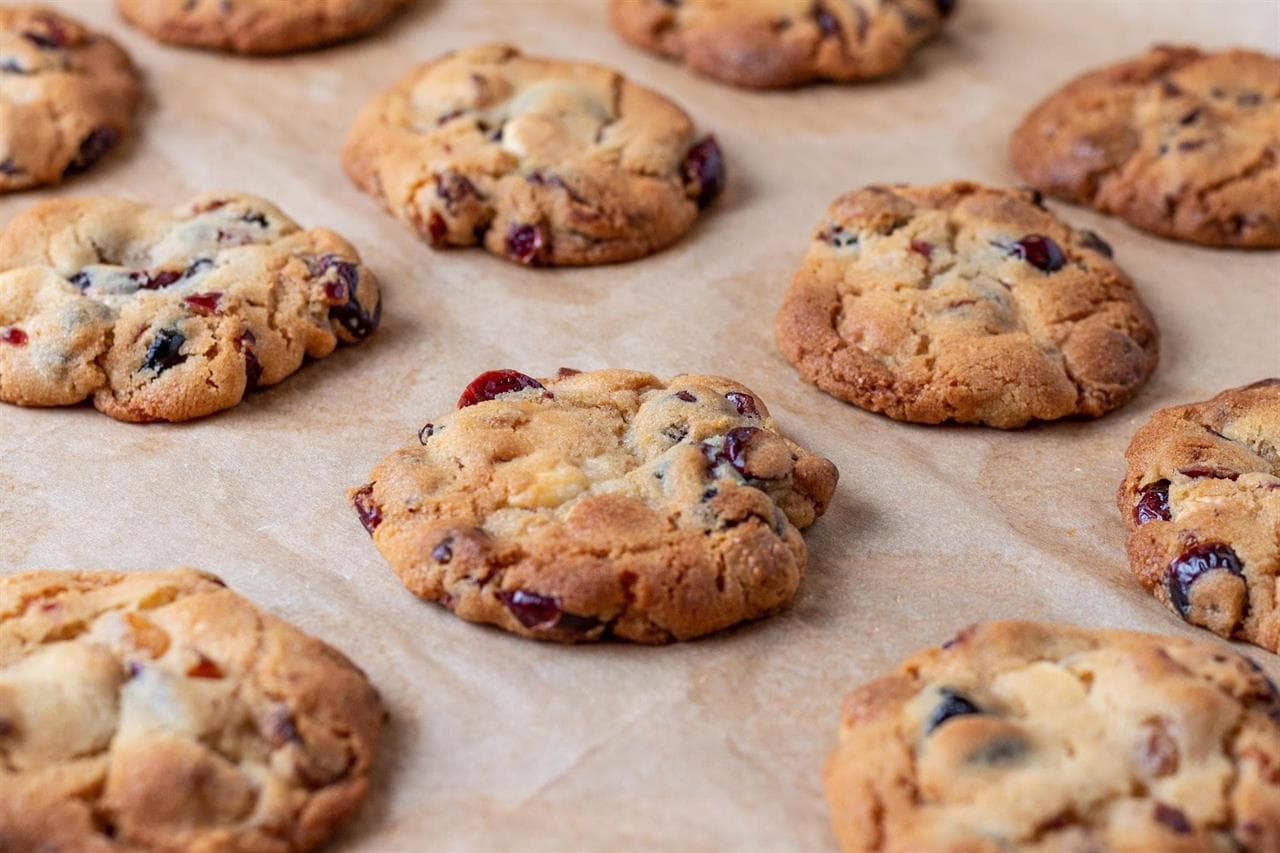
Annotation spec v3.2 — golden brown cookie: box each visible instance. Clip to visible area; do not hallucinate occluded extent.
[0,569,384,852]
[1119,379,1280,651]
[1011,45,1280,248]
[0,6,141,191]
[342,44,725,267]
[774,181,1159,428]
[610,0,956,88]
[350,368,838,643]
[825,621,1280,852]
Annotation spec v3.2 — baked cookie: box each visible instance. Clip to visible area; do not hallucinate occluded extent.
[350,368,838,643]
[610,0,956,89]
[342,44,725,267]
[774,181,1159,428]
[1011,45,1280,249]
[116,0,409,55]
[0,569,384,852]
[825,620,1280,852]
[1119,380,1280,652]
[0,192,380,423]
[0,6,142,191]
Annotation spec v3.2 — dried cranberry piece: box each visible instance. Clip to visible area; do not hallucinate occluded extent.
[0,160,20,175]
[725,391,759,417]
[717,426,762,476]
[1079,230,1114,258]
[814,3,840,36]
[64,128,118,177]
[909,239,934,260]
[317,257,379,340]
[141,329,186,374]
[556,367,581,378]
[1153,803,1192,835]
[684,135,725,209]
[183,292,222,315]
[238,330,261,390]
[457,370,545,408]
[352,484,381,534]
[499,589,561,629]
[432,538,453,563]
[1179,465,1239,481]
[1135,480,1171,524]
[0,327,28,346]
[186,655,223,679]
[674,390,697,403]
[926,688,983,733]
[141,270,183,290]
[506,224,546,265]
[556,611,604,635]
[1007,235,1066,272]
[1166,543,1244,619]
[427,213,448,245]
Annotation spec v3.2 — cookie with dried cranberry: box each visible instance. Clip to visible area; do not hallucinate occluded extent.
[774,181,1159,428]
[116,0,409,54]
[342,44,725,267]
[1119,380,1280,652]
[0,6,141,191]
[0,568,384,852]
[825,620,1280,852]
[349,368,837,643]
[0,192,380,423]
[1011,46,1280,248]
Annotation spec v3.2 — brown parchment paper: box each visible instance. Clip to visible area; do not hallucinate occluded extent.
[3,1,1279,849]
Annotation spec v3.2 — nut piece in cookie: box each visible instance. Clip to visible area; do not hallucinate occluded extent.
[349,368,838,643]
[1118,379,1280,650]
[825,621,1280,852]
[0,569,384,852]
[774,181,1159,428]
[0,6,142,191]
[610,0,957,89]
[342,44,726,267]
[0,193,381,423]
[1011,45,1280,248]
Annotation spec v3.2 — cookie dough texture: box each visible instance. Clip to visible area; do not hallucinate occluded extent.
[1011,45,1280,248]
[0,569,384,853]
[774,181,1159,428]
[0,6,142,191]
[1119,379,1280,652]
[351,368,838,643]
[610,0,956,88]
[342,44,726,267]
[825,620,1280,852]
[0,192,381,423]
[116,0,409,54]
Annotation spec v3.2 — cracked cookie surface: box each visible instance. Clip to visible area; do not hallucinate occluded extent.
[116,0,409,54]
[0,569,384,853]
[825,620,1280,852]
[342,43,725,267]
[0,192,381,423]
[1011,45,1280,248]
[350,368,838,643]
[774,181,1159,428]
[0,6,141,191]
[610,0,956,89]
[1119,380,1280,652]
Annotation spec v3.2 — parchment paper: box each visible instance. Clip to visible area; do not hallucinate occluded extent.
[3,1,1279,849]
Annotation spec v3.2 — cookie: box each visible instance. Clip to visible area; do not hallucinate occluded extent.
[0,192,381,423]
[349,368,838,643]
[341,44,725,267]
[1011,45,1280,248]
[774,181,1159,428]
[0,6,142,191]
[825,620,1280,852]
[609,0,956,89]
[1119,380,1280,652]
[116,0,409,55]
[0,569,384,852]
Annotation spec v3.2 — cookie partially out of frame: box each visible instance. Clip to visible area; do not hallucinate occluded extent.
[0,6,142,191]
[1011,45,1280,248]
[0,569,384,853]
[610,0,956,89]
[350,368,838,643]
[0,192,381,423]
[775,181,1159,428]
[116,0,410,54]
[342,44,725,267]
[1119,379,1280,651]
[825,621,1280,852]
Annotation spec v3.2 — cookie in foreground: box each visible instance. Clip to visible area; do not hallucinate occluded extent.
[0,568,384,851]
[1119,379,1280,651]
[825,620,1280,852]
[774,181,1158,428]
[610,0,957,89]
[0,192,381,423]
[350,368,838,643]
[342,44,725,267]
[1011,45,1280,248]
[0,6,142,191]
